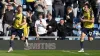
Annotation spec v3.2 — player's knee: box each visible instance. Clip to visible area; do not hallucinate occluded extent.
[10,38,14,40]
[80,39,84,42]
[88,37,93,41]
[10,35,15,40]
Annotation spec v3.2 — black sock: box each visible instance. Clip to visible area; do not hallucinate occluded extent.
[10,40,14,48]
[80,40,84,49]
[24,38,28,42]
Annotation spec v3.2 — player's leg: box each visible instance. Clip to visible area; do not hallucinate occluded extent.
[8,35,15,52]
[89,37,93,41]
[17,28,29,47]
[88,29,94,41]
[8,28,16,52]
[17,29,23,40]
[78,32,86,52]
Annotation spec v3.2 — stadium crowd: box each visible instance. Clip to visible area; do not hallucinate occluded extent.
[0,0,99,40]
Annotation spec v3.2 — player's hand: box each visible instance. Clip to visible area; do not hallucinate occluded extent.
[80,18,83,22]
[19,24,23,26]
[80,18,85,22]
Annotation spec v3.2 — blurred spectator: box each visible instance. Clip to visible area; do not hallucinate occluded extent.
[0,0,4,19]
[53,0,64,18]
[72,0,78,18]
[65,0,73,8]
[2,4,14,36]
[57,19,67,40]
[44,0,52,14]
[35,14,47,39]
[88,0,97,18]
[14,0,23,6]
[26,0,35,12]
[26,11,37,36]
[4,0,15,6]
[78,0,87,9]
[46,13,57,36]
[34,0,47,17]
[3,0,16,13]
[65,7,74,28]
[73,22,81,36]
[97,0,100,15]
[5,0,15,4]
[65,7,74,36]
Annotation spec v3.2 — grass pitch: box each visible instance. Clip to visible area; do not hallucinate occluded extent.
[0,50,100,56]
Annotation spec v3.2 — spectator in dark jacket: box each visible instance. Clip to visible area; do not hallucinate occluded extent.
[2,4,14,36]
[57,19,77,40]
[46,13,57,36]
[57,19,67,40]
[26,11,37,36]
[65,7,74,36]
[65,7,74,28]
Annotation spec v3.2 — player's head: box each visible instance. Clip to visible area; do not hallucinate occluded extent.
[84,4,90,12]
[17,5,22,12]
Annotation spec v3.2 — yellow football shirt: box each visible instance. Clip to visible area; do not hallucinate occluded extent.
[83,9,94,28]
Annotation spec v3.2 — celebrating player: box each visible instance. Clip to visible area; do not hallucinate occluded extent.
[78,4,94,52]
[8,5,28,52]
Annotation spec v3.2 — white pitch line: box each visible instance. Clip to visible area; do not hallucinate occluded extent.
[71,52,78,54]
[62,50,70,52]
[84,53,92,55]
[62,50,93,55]
[62,50,78,54]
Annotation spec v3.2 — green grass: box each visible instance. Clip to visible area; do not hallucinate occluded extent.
[0,50,100,56]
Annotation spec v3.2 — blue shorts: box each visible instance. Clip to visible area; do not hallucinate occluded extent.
[81,28,94,37]
[11,27,23,38]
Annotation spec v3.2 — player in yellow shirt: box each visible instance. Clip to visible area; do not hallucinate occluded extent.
[8,5,28,52]
[78,4,94,52]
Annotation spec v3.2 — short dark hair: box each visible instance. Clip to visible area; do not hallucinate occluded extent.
[39,13,43,17]
[47,13,52,17]
[84,4,90,9]
[27,10,32,14]
[17,5,22,8]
